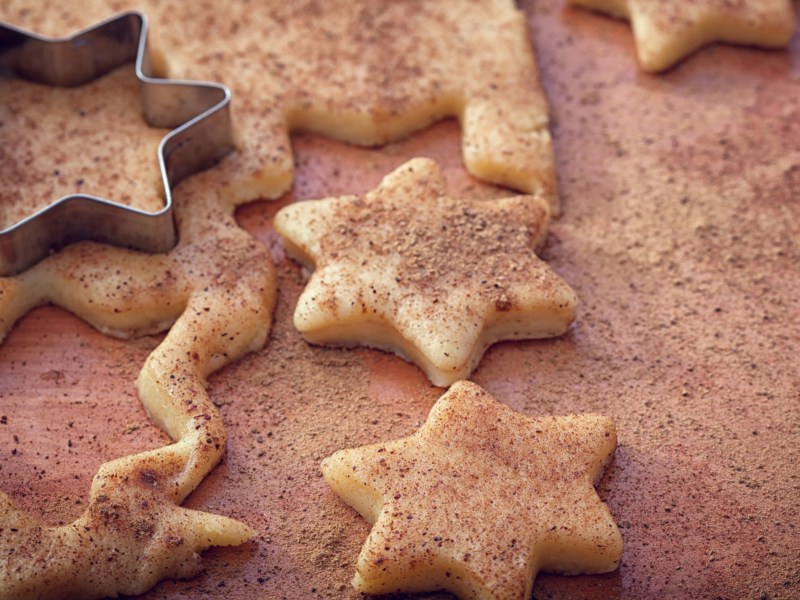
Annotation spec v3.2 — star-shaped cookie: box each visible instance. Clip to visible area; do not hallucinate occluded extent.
[568,0,796,72]
[322,381,623,599]
[274,158,577,387]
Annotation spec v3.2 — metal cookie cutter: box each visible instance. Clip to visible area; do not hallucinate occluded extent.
[0,11,233,275]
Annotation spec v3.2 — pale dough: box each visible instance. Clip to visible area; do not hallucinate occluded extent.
[568,0,796,72]
[0,1,563,595]
[0,67,166,230]
[0,61,276,600]
[275,158,577,387]
[322,380,623,599]
[0,0,560,212]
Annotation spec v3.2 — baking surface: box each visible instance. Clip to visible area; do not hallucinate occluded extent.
[1,1,799,599]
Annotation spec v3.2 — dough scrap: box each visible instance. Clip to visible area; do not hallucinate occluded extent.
[322,380,623,600]
[568,0,796,72]
[0,66,166,230]
[0,0,559,212]
[274,158,577,387]
[0,58,276,599]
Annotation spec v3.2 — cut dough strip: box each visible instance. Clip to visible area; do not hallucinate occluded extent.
[0,170,276,599]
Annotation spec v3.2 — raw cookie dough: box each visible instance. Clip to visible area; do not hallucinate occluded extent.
[322,380,623,599]
[568,0,796,72]
[0,48,276,600]
[275,158,577,387]
[0,0,560,212]
[0,66,166,230]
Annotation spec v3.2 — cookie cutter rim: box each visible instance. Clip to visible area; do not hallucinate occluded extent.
[0,10,234,276]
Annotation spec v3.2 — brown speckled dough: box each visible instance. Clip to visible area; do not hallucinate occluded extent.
[275,158,576,387]
[0,0,559,211]
[0,66,166,229]
[322,381,622,599]
[1,0,800,599]
[0,58,277,598]
[567,0,795,72]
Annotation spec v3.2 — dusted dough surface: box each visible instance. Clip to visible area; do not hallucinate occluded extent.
[0,49,276,599]
[568,0,795,72]
[275,158,576,387]
[0,0,559,211]
[0,0,557,596]
[0,66,166,230]
[0,0,799,599]
[322,381,622,599]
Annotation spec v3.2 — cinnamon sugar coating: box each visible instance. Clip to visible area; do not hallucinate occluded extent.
[568,0,795,72]
[0,67,166,230]
[0,0,559,212]
[322,381,622,599]
[274,158,577,386]
[0,56,276,599]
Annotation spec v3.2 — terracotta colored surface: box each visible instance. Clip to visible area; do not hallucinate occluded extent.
[1,2,799,599]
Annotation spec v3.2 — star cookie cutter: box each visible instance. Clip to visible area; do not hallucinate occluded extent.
[0,11,233,276]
